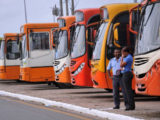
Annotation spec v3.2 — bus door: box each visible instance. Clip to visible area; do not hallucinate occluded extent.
[106,12,136,89]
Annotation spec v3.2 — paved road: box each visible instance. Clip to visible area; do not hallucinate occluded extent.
[0,97,94,120]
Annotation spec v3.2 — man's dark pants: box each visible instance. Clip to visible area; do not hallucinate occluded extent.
[113,76,122,107]
[121,71,135,109]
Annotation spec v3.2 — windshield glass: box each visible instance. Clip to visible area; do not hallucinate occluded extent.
[71,25,85,59]
[92,22,108,60]
[135,3,160,55]
[55,30,68,59]
[30,32,50,51]
[21,35,27,59]
[0,40,5,59]
[6,40,20,59]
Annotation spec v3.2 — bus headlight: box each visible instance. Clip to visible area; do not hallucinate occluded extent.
[73,63,85,76]
[55,64,66,75]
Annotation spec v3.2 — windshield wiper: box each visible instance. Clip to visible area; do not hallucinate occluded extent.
[95,23,106,43]
[144,4,155,26]
[71,26,81,51]
[139,0,150,39]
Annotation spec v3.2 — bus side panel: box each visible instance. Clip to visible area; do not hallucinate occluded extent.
[136,64,160,96]
[20,67,30,81]
[92,70,110,89]
[56,67,71,83]
[0,66,20,80]
[20,67,55,82]
[30,67,55,82]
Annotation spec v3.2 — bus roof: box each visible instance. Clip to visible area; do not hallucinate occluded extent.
[3,33,20,41]
[75,8,100,14]
[75,8,100,25]
[58,16,75,28]
[100,3,138,20]
[3,33,19,37]
[22,23,59,29]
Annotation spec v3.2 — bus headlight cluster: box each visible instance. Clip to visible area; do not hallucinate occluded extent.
[55,64,67,75]
[73,63,85,76]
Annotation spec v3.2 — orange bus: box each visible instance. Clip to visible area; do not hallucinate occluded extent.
[53,16,75,84]
[70,8,100,87]
[19,23,59,82]
[0,33,20,80]
[130,0,160,96]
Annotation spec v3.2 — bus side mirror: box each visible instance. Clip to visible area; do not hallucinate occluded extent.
[93,29,97,41]
[52,30,59,48]
[17,35,19,44]
[29,30,33,38]
[113,23,120,48]
[129,5,141,35]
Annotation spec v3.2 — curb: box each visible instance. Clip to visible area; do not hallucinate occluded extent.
[0,90,142,120]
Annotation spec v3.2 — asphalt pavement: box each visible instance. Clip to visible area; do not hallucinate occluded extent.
[0,96,93,120]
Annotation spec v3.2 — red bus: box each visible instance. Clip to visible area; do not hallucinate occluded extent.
[70,8,100,87]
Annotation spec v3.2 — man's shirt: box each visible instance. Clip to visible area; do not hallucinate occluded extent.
[121,54,133,73]
[107,57,121,76]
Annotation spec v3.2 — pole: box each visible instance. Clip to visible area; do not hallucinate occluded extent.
[65,0,69,16]
[24,0,28,23]
[134,0,137,3]
[60,0,63,16]
[71,0,74,15]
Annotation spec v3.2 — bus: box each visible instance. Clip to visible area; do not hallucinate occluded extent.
[19,23,59,82]
[91,3,138,89]
[0,33,20,80]
[70,8,100,87]
[53,16,75,84]
[130,0,160,96]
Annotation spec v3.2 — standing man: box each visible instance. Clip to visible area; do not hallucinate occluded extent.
[107,48,121,109]
[120,46,135,111]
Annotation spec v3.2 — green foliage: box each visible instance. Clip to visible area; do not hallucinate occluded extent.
[0,37,2,40]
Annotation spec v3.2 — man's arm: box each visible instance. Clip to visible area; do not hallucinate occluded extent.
[120,56,127,67]
[107,61,113,79]
[107,70,113,79]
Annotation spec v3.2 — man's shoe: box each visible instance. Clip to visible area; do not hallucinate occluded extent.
[125,107,135,111]
[130,107,135,110]
[125,108,130,111]
[113,106,119,109]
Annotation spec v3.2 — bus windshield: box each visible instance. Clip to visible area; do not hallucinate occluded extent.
[30,32,50,51]
[55,30,68,60]
[0,40,5,59]
[21,35,27,59]
[135,3,160,55]
[92,22,108,60]
[71,25,85,59]
[6,40,20,59]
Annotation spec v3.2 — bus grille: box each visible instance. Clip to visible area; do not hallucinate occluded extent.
[54,61,60,66]
[134,57,149,66]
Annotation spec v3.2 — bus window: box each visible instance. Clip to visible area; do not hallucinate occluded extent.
[0,40,5,59]
[6,40,20,59]
[29,32,50,58]
[30,32,49,50]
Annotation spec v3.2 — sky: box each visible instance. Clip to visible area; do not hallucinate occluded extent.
[0,0,141,37]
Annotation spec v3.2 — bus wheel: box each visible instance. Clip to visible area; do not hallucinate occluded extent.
[104,89,112,93]
[54,83,74,89]
[16,80,22,83]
